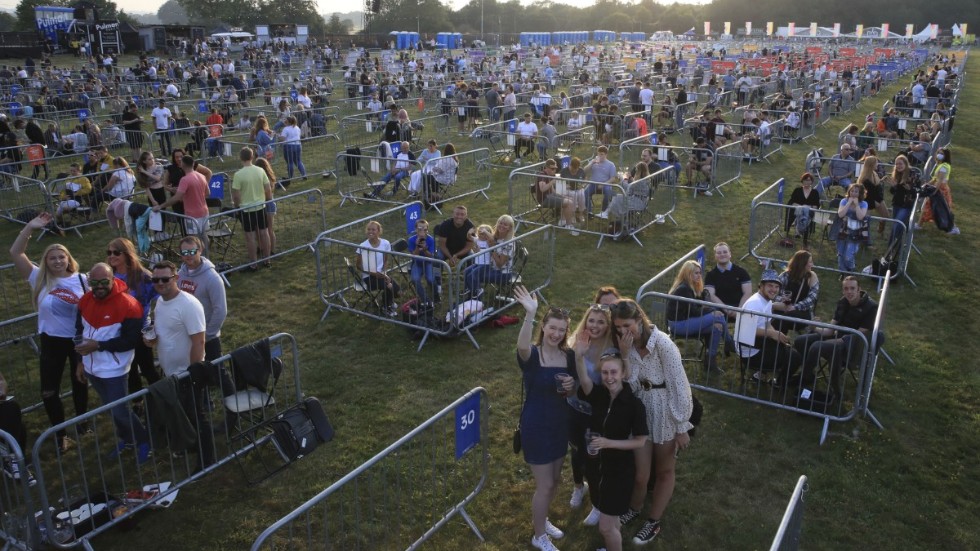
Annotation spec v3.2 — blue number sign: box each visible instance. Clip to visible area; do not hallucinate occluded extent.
[455,393,480,460]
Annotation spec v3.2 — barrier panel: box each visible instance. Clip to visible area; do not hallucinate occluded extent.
[470,118,523,167]
[144,188,325,280]
[216,133,339,183]
[339,112,450,150]
[747,200,914,286]
[636,247,881,444]
[0,174,50,226]
[43,166,145,237]
[332,152,422,206]
[0,430,41,550]
[31,333,304,550]
[508,161,674,248]
[769,476,808,551]
[251,387,489,551]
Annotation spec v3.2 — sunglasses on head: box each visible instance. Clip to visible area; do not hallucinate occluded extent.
[588,304,610,312]
[151,276,174,284]
[546,306,571,318]
[599,348,622,360]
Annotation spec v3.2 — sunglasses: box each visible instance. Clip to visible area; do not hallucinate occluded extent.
[151,276,175,284]
[106,250,123,256]
[599,348,622,360]
[179,248,199,256]
[588,304,611,312]
[89,278,113,287]
[546,306,571,318]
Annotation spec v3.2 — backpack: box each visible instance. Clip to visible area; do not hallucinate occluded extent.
[922,184,955,232]
[270,397,334,462]
[344,147,361,176]
[871,237,902,278]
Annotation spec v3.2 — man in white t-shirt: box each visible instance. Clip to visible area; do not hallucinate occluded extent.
[145,260,213,469]
[514,112,538,162]
[296,87,312,109]
[733,269,801,387]
[151,99,173,155]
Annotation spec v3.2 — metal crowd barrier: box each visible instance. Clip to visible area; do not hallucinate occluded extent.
[144,188,325,283]
[0,429,41,550]
[31,333,304,550]
[217,133,339,182]
[507,161,674,248]
[470,118,524,167]
[251,387,489,551]
[746,198,915,286]
[332,152,422,206]
[0,261,35,341]
[0,173,49,226]
[339,112,449,150]
[636,247,888,444]
[769,476,808,551]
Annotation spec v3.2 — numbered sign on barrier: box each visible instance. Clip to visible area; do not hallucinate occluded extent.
[696,248,706,268]
[777,178,785,203]
[898,119,907,130]
[455,393,480,460]
[26,144,45,166]
[405,203,421,234]
[198,100,208,113]
[657,147,668,162]
[877,138,888,151]
[79,108,90,121]
[290,90,299,101]
[208,174,225,200]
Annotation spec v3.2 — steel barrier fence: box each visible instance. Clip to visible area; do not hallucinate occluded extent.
[339,112,450,150]
[507,162,674,248]
[31,333,304,550]
[0,429,41,550]
[251,387,489,551]
[469,118,524,167]
[769,475,808,551]
[0,174,49,226]
[635,246,888,444]
[0,262,38,339]
[215,133,340,183]
[747,200,914,286]
[145,188,326,282]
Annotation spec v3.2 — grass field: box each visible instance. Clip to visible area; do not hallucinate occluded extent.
[4,49,979,550]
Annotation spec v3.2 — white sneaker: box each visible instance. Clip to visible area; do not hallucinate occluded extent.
[949,226,960,235]
[569,483,588,508]
[702,189,713,196]
[596,211,609,219]
[569,230,581,237]
[913,223,923,230]
[654,215,666,224]
[545,519,564,539]
[531,533,559,551]
[583,506,600,526]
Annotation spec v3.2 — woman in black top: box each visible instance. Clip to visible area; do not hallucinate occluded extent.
[785,172,821,246]
[886,154,919,245]
[772,250,820,333]
[571,342,648,551]
[120,102,143,161]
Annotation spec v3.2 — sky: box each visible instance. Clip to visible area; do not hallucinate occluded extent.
[0,0,709,16]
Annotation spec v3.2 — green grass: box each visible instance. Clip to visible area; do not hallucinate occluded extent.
[4,50,980,550]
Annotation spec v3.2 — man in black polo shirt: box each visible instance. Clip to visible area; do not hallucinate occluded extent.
[433,205,475,268]
[704,242,752,320]
[793,276,878,400]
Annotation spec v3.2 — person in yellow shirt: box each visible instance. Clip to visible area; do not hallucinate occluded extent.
[55,163,92,222]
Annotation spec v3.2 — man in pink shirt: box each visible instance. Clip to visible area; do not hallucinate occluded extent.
[153,155,210,244]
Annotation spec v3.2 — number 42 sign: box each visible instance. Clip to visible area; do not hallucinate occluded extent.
[455,393,481,460]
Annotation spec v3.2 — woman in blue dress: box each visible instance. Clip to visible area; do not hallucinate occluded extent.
[515,285,575,551]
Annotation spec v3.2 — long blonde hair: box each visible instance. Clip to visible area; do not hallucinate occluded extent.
[857,155,879,186]
[567,305,614,363]
[669,260,704,295]
[32,244,80,307]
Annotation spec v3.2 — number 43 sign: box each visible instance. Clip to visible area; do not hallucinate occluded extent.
[455,393,481,460]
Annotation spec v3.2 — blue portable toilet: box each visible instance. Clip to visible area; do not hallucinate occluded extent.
[436,32,448,49]
[389,31,399,48]
[453,33,463,48]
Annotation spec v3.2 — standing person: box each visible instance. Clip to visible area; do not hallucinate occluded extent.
[609,299,693,546]
[176,236,227,361]
[278,115,307,182]
[105,238,160,396]
[565,304,616,526]
[502,84,517,122]
[253,157,280,255]
[144,261,212,470]
[485,82,501,122]
[9,214,88,452]
[916,147,959,234]
[75,262,151,464]
[571,342,648,551]
[835,183,868,275]
[513,286,573,551]
[231,148,273,270]
[120,103,144,161]
[151,99,173,156]
[885,154,919,245]
[154,155,210,241]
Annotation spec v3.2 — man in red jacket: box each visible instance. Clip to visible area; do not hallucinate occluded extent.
[75,262,151,464]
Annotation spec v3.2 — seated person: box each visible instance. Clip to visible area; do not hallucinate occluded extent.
[740,117,762,157]
[733,270,803,387]
[598,161,651,233]
[355,220,400,316]
[666,260,729,372]
[792,276,878,402]
[408,219,437,305]
[434,205,476,268]
[905,132,931,167]
[559,156,588,225]
[771,250,820,334]
[785,173,822,246]
[534,158,576,229]
[54,163,93,221]
[514,112,537,161]
[365,141,414,198]
[408,139,441,198]
[462,215,516,300]
[686,136,713,188]
[818,144,855,194]
[653,138,682,182]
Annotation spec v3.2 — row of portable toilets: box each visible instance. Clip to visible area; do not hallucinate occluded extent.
[385,31,649,50]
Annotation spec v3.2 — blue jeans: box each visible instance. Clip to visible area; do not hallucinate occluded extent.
[381,169,409,192]
[890,206,912,244]
[818,177,851,195]
[411,260,436,303]
[584,183,615,213]
[283,143,306,179]
[669,312,727,359]
[837,238,860,272]
[88,373,149,446]
[463,264,508,297]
